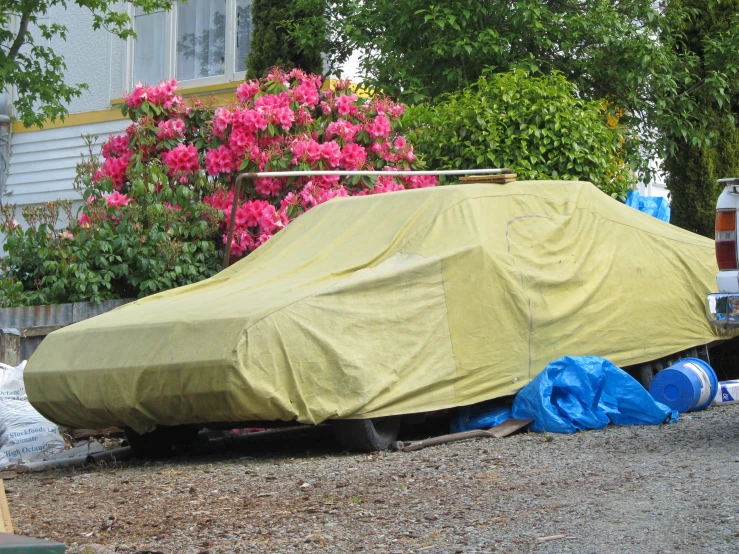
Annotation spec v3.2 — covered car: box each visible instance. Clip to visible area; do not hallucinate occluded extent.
[24,180,731,450]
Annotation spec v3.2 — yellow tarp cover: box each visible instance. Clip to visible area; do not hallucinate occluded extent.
[25,181,730,432]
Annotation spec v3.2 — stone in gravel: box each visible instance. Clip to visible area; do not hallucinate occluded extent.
[67,546,116,554]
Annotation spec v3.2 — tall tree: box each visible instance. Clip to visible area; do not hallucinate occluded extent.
[245,0,324,79]
[664,0,739,236]
[294,0,739,182]
[0,0,175,128]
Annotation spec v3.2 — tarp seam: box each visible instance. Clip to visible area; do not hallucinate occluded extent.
[505,215,553,381]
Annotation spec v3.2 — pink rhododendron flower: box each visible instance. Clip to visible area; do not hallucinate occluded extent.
[340,143,367,170]
[124,83,148,108]
[156,118,186,140]
[105,191,132,207]
[212,108,232,137]
[321,141,341,167]
[406,175,438,189]
[255,177,283,197]
[368,114,392,139]
[228,128,257,157]
[299,181,319,209]
[335,93,358,116]
[102,135,130,159]
[255,92,291,110]
[162,143,200,176]
[292,82,320,108]
[236,80,260,102]
[232,108,269,134]
[393,136,407,150]
[317,186,349,204]
[291,138,323,165]
[273,106,295,131]
[295,107,313,126]
[258,205,285,234]
[313,174,341,189]
[98,151,132,190]
[266,68,290,86]
[205,146,237,176]
[326,119,359,143]
[372,176,405,194]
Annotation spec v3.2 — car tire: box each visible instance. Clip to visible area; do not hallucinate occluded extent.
[124,425,199,458]
[633,361,656,390]
[331,417,401,452]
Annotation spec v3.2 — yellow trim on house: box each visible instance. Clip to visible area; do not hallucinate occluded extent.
[12,78,371,134]
[110,80,243,106]
[12,108,129,134]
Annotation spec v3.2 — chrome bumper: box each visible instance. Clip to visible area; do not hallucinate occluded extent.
[707,293,739,328]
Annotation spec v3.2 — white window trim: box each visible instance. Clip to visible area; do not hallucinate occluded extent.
[127,0,248,92]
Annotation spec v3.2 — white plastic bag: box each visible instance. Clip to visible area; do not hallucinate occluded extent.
[0,361,27,401]
[0,361,65,466]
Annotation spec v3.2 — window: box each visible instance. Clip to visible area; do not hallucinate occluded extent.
[130,0,253,89]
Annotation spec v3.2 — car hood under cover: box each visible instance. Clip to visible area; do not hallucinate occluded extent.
[24,181,731,432]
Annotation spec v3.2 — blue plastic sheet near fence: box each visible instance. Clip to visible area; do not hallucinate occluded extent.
[511,356,678,433]
[626,190,671,223]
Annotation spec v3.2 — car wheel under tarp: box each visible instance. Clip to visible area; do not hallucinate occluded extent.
[331,417,401,452]
[124,425,200,457]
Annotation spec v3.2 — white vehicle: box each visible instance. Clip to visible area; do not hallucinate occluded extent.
[707,177,739,328]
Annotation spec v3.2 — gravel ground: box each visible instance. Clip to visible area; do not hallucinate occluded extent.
[7,403,739,554]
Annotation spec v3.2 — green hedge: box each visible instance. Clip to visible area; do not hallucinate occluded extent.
[403,71,634,199]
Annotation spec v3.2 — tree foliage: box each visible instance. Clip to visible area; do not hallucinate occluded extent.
[405,71,634,199]
[0,0,175,128]
[664,0,739,236]
[245,0,324,79]
[295,0,739,180]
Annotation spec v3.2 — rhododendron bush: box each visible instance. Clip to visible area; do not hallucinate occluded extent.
[109,68,436,260]
[0,70,435,307]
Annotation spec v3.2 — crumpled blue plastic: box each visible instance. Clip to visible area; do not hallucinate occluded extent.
[450,401,511,433]
[625,190,671,223]
[511,356,678,433]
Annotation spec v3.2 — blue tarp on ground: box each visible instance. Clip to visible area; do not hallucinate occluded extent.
[451,401,511,432]
[511,356,678,433]
[626,190,671,223]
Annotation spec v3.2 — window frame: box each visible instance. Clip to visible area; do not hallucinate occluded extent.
[127,0,248,92]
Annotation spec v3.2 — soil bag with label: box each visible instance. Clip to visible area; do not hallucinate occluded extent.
[0,361,65,466]
[511,356,678,433]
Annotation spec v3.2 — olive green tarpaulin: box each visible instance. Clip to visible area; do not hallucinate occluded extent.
[25,181,732,432]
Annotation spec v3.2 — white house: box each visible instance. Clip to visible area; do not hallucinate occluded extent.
[0,0,254,243]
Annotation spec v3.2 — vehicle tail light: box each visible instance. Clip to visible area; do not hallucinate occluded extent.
[716,210,737,270]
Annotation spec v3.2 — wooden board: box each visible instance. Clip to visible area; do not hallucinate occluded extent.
[69,427,124,440]
[0,480,13,534]
[458,173,517,184]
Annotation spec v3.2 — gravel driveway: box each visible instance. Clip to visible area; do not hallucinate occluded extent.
[7,403,739,554]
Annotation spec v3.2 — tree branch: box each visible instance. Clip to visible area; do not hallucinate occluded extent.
[8,10,30,61]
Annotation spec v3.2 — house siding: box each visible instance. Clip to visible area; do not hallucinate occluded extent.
[0,119,130,249]
[25,4,128,116]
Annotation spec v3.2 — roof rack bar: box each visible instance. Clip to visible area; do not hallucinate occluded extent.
[236,168,513,178]
[222,168,512,268]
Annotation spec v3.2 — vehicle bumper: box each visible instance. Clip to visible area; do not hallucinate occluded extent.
[707,293,739,328]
